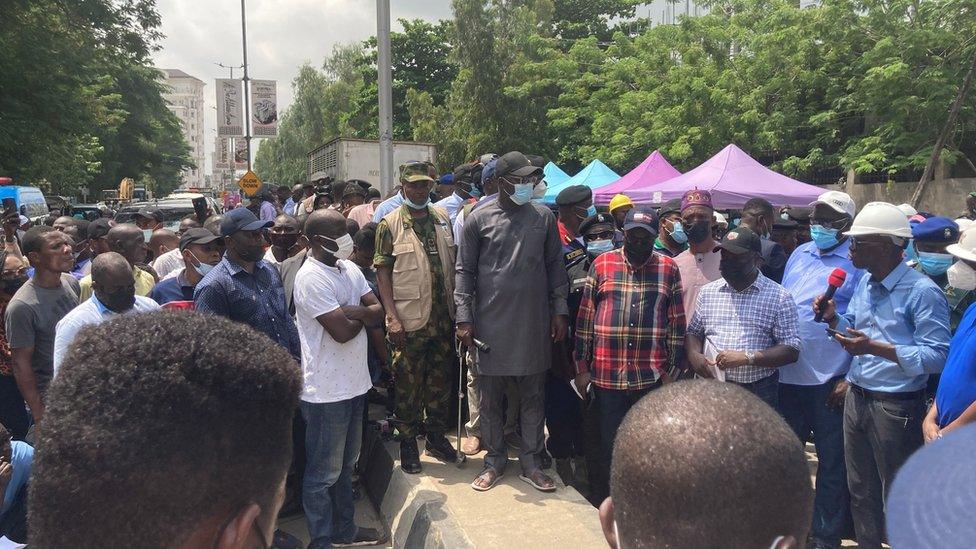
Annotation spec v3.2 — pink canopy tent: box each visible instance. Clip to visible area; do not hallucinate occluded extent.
[627,144,825,209]
[594,150,681,204]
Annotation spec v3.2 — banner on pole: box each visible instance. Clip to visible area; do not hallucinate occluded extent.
[214,137,230,169]
[250,79,278,137]
[233,137,248,169]
[216,78,244,137]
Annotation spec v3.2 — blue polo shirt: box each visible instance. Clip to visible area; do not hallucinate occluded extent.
[936,303,976,427]
[149,270,195,305]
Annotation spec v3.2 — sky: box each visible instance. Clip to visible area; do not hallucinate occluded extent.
[149,0,684,177]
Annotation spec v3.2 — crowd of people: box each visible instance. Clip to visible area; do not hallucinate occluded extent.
[0,152,975,548]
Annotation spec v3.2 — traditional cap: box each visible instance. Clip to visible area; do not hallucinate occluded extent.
[555,185,592,206]
[399,161,436,183]
[88,218,113,240]
[659,198,682,218]
[912,216,960,243]
[219,207,272,237]
[715,227,762,254]
[580,213,616,235]
[608,194,633,213]
[494,151,542,179]
[887,424,976,549]
[623,206,659,235]
[179,228,221,251]
[810,191,855,218]
[681,189,713,211]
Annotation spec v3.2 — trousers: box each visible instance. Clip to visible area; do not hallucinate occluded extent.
[729,370,779,409]
[465,358,519,438]
[480,371,546,474]
[391,318,454,439]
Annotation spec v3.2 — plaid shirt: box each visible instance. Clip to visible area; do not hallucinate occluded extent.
[574,249,685,390]
[687,273,802,383]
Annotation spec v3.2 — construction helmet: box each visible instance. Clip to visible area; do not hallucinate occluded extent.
[844,202,912,239]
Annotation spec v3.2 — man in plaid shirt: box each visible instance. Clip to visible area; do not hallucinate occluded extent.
[574,205,685,499]
[686,227,802,408]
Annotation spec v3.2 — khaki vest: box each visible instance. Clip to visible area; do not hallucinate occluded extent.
[384,205,456,332]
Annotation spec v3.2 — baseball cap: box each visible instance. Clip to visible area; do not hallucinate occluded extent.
[714,227,762,254]
[809,191,855,218]
[219,207,272,237]
[135,207,161,221]
[886,424,976,549]
[494,151,543,179]
[399,161,435,183]
[623,206,659,235]
[658,198,683,218]
[88,218,114,240]
[179,228,221,251]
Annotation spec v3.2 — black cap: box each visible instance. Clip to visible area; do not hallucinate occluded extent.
[658,198,682,218]
[453,162,482,181]
[219,208,273,237]
[494,151,542,179]
[342,183,366,198]
[773,218,799,230]
[782,206,812,226]
[714,227,762,254]
[135,207,161,221]
[555,185,592,207]
[623,206,659,235]
[580,213,616,235]
[179,228,221,251]
[89,218,113,239]
[525,154,547,168]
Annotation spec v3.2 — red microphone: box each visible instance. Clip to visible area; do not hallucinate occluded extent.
[815,268,847,323]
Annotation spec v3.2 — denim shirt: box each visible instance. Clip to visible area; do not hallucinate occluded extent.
[837,261,950,393]
[194,254,301,359]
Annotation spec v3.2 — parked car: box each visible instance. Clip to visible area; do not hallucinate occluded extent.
[115,196,221,232]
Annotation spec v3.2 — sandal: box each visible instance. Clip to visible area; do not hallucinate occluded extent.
[471,467,504,492]
[519,470,556,492]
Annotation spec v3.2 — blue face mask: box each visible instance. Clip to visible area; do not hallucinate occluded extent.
[507,183,534,206]
[668,220,688,245]
[905,241,919,263]
[587,239,615,256]
[917,252,954,276]
[584,205,597,218]
[404,196,430,210]
[810,225,841,250]
[470,186,483,199]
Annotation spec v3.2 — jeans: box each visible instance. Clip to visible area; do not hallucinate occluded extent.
[545,371,584,459]
[301,395,365,548]
[594,382,661,487]
[843,387,924,549]
[779,378,850,547]
[730,371,779,409]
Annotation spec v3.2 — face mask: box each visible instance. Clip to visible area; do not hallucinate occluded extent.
[236,242,265,263]
[319,234,354,261]
[623,239,652,265]
[470,186,483,199]
[905,241,919,263]
[947,260,976,290]
[581,205,598,219]
[404,195,430,210]
[587,239,615,256]
[187,251,215,277]
[98,287,136,313]
[269,233,300,250]
[810,225,841,250]
[142,229,152,243]
[685,220,711,244]
[3,277,26,295]
[667,220,688,244]
[917,252,954,276]
[720,255,757,284]
[506,183,534,206]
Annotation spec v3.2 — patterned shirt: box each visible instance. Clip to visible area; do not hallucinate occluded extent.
[194,253,301,360]
[575,249,685,390]
[688,273,802,383]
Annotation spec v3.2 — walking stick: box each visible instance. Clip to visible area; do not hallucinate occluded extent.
[455,340,468,466]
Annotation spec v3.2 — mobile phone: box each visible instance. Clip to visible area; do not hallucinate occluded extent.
[191,197,209,223]
[2,198,17,217]
[826,328,844,338]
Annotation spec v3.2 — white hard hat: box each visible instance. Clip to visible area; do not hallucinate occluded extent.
[947,227,976,262]
[810,191,856,218]
[955,218,974,232]
[713,211,728,227]
[896,203,918,217]
[844,202,912,239]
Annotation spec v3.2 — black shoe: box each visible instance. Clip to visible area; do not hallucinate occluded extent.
[425,432,459,462]
[270,529,303,549]
[332,526,388,546]
[400,438,422,474]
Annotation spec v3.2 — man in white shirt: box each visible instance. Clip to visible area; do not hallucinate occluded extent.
[53,252,159,375]
[294,209,385,548]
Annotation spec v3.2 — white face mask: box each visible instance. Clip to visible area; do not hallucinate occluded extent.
[947,260,976,290]
[319,234,354,261]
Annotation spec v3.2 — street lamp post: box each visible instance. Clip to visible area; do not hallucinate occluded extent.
[240,0,253,172]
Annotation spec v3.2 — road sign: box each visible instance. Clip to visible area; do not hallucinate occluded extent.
[237,170,262,196]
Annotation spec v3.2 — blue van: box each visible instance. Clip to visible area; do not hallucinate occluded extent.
[0,179,49,220]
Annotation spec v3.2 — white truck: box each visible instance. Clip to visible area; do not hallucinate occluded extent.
[307,137,438,197]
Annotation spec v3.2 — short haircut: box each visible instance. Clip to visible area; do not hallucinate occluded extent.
[21,226,58,256]
[743,197,774,219]
[63,218,90,241]
[90,251,132,284]
[30,311,302,548]
[354,222,378,251]
[346,218,360,239]
[611,380,812,548]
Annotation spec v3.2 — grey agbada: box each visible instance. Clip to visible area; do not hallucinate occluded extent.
[454,200,568,375]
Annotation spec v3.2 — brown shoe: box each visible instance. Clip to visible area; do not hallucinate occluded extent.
[461,436,482,455]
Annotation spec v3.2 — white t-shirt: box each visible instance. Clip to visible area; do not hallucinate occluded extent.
[151,248,184,279]
[294,256,372,403]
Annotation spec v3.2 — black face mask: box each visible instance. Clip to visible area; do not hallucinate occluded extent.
[269,233,300,250]
[719,255,758,284]
[685,220,711,244]
[99,287,136,313]
[624,239,653,265]
[3,277,26,295]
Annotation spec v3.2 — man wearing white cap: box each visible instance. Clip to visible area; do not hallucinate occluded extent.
[813,202,950,549]
[779,191,866,549]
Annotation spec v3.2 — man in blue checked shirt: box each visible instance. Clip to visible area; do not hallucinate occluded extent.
[814,202,950,549]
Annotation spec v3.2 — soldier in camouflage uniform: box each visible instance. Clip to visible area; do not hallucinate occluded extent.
[375,161,459,473]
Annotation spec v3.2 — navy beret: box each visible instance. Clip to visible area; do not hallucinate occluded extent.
[555,185,592,206]
[911,216,960,243]
[580,213,615,235]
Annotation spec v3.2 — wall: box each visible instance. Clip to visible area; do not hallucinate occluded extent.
[824,177,975,218]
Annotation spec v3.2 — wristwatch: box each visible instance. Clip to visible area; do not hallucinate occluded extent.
[745,351,756,366]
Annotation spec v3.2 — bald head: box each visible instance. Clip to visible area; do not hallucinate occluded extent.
[607,380,812,549]
[106,224,147,266]
[304,209,347,240]
[272,214,300,232]
[91,252,137,312]
[148,229,179,258]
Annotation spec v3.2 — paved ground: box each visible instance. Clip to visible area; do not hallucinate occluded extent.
[277,493,391,548]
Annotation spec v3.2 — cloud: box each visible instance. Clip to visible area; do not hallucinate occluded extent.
[151,0,452,178]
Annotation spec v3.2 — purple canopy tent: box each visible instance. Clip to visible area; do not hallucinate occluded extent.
[593,150,681,205]
[626,144,825,209]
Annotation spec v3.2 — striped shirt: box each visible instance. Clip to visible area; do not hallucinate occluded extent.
[574,249,685,390]
[688,273,802,383]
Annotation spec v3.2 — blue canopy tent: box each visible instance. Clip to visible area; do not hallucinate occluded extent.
[543,162,571,187]
[543,159,620,205]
